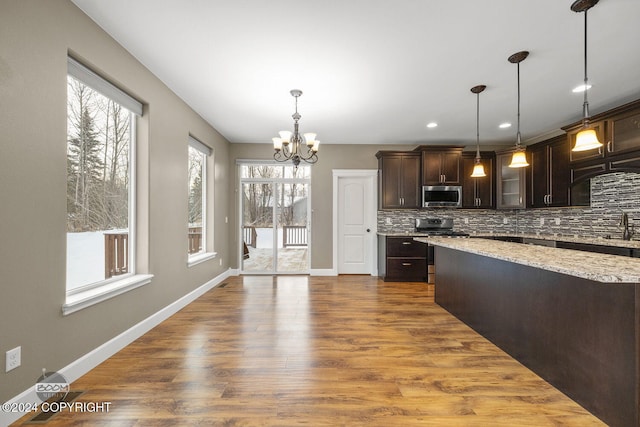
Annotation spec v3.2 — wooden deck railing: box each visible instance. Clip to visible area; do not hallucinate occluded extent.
[243,226,257,248]
[283,225,308,247]
[104,231,128,279]
[188,226,202,254]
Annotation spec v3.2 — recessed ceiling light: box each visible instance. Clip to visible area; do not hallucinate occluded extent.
[499,122,512,129]
[572,84,592,93]
[426,122,438,128]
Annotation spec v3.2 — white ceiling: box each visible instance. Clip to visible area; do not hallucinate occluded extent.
[71,0,640,148]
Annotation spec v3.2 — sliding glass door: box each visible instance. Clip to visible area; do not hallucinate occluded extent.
[240,164,310,274]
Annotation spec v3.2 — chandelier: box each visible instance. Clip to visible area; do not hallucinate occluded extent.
[272,89,319,166]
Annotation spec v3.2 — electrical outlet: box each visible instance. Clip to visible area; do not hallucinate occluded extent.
[385,218,392,225]
[540,218,545,226]
[464,217,469,224]
[503,217,508,224]
[555,218,561,225]
[225,216,228,224]
[219,258,222,266]
[6,346,21,372]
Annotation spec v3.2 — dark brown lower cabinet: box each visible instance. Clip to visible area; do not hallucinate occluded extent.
[378,236,427,282]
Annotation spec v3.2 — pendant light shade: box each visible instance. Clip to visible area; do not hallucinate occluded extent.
[509,150,529,168]
[572,128,601,151]
[470,85,486,178]
[508,51,530,168]
[571,0,602,152]
[471,162,486,178]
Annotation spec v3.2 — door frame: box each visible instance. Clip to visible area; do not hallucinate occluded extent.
[332,169,378,276]
[237,161,312,274]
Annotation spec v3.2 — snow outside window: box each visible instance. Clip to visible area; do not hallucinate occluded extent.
[188,137,211,259]
[65,58,140,295]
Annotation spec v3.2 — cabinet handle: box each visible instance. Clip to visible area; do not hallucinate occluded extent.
[477,197,481,206]
[548,194,552,204]
[402,263,412,266]
[402,242,412,245]
[598,146,602,155]
[607,141,612,153]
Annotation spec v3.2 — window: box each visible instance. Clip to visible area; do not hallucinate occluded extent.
[64,57,150,314]
[187,137,214,266]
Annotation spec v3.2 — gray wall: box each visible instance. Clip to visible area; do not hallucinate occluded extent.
[228,143,417,269]
[0,1,230,401]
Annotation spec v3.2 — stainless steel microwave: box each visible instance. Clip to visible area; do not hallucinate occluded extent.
[422,185,462,208]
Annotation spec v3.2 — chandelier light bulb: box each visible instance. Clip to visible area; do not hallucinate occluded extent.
[272,137,283,151]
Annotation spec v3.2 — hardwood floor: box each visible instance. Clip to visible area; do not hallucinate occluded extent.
[14,276,604,426]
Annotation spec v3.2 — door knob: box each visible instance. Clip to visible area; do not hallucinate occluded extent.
[366,229,371,232]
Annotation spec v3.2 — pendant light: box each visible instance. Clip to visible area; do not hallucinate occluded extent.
[508,51,530,168]
[571,0,603,152]
[470,85,487,178]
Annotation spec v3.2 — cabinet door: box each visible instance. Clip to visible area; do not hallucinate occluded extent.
[528,144,548,208]
[547,137,570,206]
[474,157,494,208]
[441,152,461,184]
[422,152,443,185]
[380,156,403,209]
[401,155,421,208]
[462,156,493,208]
[608,109,640,155]
[496,152,525,209]
[461,157,478,207]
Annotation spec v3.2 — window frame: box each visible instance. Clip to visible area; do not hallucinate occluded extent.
[187,136,216,267]
[63,57,152,315]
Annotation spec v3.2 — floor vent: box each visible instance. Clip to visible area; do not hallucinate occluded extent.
[25,391,85,424]
[218,282,228,288]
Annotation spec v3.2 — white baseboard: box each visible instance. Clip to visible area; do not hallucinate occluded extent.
[310,268,337,276]
[0,268,236,426]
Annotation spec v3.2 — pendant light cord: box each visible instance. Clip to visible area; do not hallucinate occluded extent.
[476,92,481,159]
[582,9,590,125]
[516,61,521,147]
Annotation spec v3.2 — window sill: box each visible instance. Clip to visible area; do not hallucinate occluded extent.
[188,251,217,267]
[62,274,154,315]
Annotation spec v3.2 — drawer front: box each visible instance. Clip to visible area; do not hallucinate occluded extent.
[386,258,427,281]
[387,237,426,257]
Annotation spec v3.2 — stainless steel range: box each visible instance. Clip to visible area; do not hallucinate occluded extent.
[415,218,468,283]
[415,218,469,237]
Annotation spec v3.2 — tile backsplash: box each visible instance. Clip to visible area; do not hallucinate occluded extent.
[378,172,640,240]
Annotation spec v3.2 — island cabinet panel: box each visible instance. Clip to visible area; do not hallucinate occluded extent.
[435,246,639,427]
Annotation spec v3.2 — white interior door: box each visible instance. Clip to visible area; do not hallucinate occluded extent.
[336,173,376,274]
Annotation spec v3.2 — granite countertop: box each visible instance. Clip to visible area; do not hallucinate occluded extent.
[473,233,640,249]
[414,236,640,283]
[377,232,432,237]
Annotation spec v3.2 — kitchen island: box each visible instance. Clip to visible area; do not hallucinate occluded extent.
[415,237,640,427]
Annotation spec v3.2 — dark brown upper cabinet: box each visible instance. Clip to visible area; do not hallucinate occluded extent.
[376,151,421,209]
[416,146,463,185]
[461,152,495,209]
[564,99,640,183]
[527,135,570,208]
